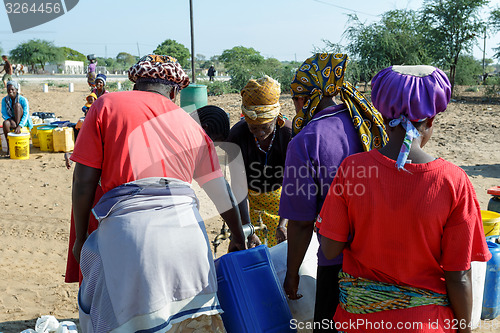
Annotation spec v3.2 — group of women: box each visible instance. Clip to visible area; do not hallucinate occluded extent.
[62,52,490,333]
[211,54,489,333]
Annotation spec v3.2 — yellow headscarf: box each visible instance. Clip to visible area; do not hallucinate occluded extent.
[291,53,387,151]
[241,75,285,126]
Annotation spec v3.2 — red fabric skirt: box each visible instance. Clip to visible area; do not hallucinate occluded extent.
[64,185,104,284]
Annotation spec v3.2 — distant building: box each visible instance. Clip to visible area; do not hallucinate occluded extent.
[45,60,85,74]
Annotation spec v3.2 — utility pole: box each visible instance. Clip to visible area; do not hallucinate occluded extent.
[189,0,196,84]
[137,42,141,58]
[482,27,487,82]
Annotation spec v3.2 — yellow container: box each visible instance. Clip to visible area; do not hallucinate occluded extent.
[38,126,56,152]
[31,124,47,148]
[482,210,500,237]
[7,132,30,160]
[53,127,74,152]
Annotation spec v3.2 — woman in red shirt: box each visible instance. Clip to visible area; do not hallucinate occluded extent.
[318,65,491,333]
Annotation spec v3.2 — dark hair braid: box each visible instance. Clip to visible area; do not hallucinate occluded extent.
[195,105,230,141]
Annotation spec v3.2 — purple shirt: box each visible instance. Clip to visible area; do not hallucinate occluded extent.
[279,104,362,265]
[88,63,96,73]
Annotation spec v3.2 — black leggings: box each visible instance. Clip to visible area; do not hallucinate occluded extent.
[313,264,342,333]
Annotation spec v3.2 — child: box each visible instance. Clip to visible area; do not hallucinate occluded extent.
[317,65,491,333]
[81,92,97,116]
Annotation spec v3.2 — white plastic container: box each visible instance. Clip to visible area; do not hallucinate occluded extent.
[0,127,7,153]
[269,236,319,329]
[471,261,487,329]
[69,82,74,93]
[43,117,59,124]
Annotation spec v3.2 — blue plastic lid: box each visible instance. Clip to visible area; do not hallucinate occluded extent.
[487,241,500,251]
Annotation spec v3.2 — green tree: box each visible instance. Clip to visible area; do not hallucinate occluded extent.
[489,7,500,58]
[153,39,190,68]
[455,54,483,85]
[219,46,264,69]
[116,52,137,67]
[219,46,265,91]
[421,0,488,93]
[59,47,86,62]
[339,10,431,86]
[10,39,64,71]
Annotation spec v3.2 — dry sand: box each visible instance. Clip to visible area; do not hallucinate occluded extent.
[0,79,499,332]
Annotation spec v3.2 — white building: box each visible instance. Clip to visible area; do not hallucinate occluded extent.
[45,60,85,74]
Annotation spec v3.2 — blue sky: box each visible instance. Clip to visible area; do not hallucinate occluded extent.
[1,0,499,62]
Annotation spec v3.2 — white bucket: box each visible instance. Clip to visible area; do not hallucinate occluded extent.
[269,236,318,329]
[69,82,74,92]
[43,83,48,93]
[43,117,59,124]
[0,127,8,153]
[471,261,486,329]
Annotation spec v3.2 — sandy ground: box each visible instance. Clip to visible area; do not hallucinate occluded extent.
[0,79,499,332]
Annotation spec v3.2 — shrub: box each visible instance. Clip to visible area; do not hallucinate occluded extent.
[205,80,233,96]
[465,86,480,92]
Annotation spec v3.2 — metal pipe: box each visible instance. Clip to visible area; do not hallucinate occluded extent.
[189,0,196,84]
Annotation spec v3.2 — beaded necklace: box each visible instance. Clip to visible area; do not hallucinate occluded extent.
[254,127,277,167]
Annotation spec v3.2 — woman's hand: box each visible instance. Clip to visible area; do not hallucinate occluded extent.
[247,234,261,248]
[276,226,287,244]
[228,239,246,252]
[284,271,303,300]
[72,234,88,264]
[64,153,73,169]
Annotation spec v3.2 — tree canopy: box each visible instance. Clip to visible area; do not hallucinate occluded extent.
[490,6,500,58]
[153,39,190,68]
[219,46,264,69]
[421,0,488,92]
[10,39,64,71]
[116,52,137,67]
[334,10,431,84]
[59,47,86,62]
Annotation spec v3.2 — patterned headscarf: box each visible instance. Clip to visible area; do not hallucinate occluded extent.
[371,65,451,171]
[128,54,190,90]
[291,53,387,151]
[241,75,285,127]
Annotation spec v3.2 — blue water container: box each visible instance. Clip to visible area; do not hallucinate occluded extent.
[214,245,295,333]
[481,236,500,320]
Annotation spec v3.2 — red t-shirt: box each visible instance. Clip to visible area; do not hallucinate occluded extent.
[71,91,222,193]
[318,150,491,332]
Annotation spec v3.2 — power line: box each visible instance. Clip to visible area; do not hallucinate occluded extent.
[312,0,379,17]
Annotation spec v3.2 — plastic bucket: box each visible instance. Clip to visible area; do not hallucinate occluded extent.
[471,261,486,329]
[38,125,57,152]
[180,84,208,113]
[31,123,47,148]
[8,132,30,160]
[0,126,7,153]
[482,210,500,237]
[53,127,74,152]
[488,186,500,214]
